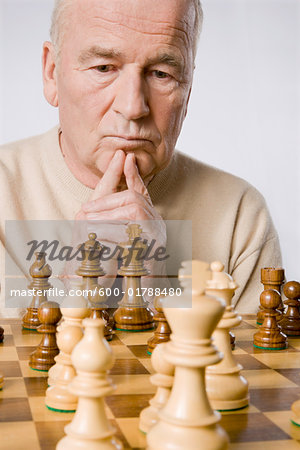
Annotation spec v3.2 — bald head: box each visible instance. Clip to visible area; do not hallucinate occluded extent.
[50,0,203,59]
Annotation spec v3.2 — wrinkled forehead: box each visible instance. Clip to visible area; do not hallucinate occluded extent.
[65,0,196,51]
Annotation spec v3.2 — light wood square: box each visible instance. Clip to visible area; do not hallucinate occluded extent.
[111,344,136,359]
[0,377,26,398]
[243,369,298,389]
[110,374,156,395]
[0,421,40,450]
[0,346,18,361]
[117,330,153,345]
[253,353,300,369]
[116,417,147,448]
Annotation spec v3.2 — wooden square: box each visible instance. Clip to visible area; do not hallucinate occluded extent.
[24,377,48,396]
[0,361,22,377]
[105,394,153,418]
[0,397,32,422]
[110,358,150,375]
[16,346,37,360]
[220,412,290,442]
[249,388,300,412]
[128,344,151,359]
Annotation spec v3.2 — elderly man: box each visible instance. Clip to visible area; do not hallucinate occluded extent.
[0,0,281,317]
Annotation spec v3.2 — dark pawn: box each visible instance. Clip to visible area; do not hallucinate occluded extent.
[254,289,287,350]
[280,281,300,336]
[0,326,4,343]
[22,252,52,330]
[256,267,285,325]
[147,304,171,355]
[29,301,62,371]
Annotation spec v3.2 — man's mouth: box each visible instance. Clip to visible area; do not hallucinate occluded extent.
[103,136,155,151]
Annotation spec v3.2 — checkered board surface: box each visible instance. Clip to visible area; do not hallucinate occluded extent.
[1,316,300,449]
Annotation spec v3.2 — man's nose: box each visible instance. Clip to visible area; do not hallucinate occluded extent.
[113,68,150,120]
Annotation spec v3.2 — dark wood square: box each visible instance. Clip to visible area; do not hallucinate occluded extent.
[24,377,49,396]
[234,354,270,370]
[0,397,32,422]
[110,359,150,375]
[106,394,153,418]
[220,412,290,442]
[250,387,300,411]
[275,368,300,386]
[0,361,22,377]
[128,345,151,359]
[16,346,37,360]
[36,420,69,450]
[0,335,14,347]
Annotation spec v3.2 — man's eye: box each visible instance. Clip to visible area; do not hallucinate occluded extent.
[153,70,169,79]
[95,65,112,73]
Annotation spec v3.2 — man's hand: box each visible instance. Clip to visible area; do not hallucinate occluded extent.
[73,150,169,303]
[80,150,161,223]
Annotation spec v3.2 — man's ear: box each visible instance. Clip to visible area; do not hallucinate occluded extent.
[42,41,58,107]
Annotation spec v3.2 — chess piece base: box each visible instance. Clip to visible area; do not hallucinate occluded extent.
[57,435,123,450]
[45,384,77,413]
[29,347,59,371]
[147,420,228,450]
[207,372,249,412]
[253,343,287,350]
[113,306,154,331]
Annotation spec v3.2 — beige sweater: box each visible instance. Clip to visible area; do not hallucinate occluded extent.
[0,127,281,316]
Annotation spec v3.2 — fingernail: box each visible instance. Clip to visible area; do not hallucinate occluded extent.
[115,150,123,159]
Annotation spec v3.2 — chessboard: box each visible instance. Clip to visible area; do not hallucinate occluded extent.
[1,315,300,450]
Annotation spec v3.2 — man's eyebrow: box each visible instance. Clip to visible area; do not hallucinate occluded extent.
[78,46,122,64]
[145,53,183,69]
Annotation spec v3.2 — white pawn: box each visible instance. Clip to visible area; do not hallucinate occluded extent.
[147,260,228,450]
[206,261,249,411]
[46,290,90,412]
[56,318,123,450]
[48,280,85,387]
[139,342,174,433]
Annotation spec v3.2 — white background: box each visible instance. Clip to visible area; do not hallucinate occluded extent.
[0,0,299,279]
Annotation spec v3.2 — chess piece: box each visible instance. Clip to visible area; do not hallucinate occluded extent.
[22,252,52,330]
[56,318,123,450]
[254,289,287,350]
[140,342,174,433]
[29,301,62,371]
[113,224,154,331]
[257,267,285,325]
[76,233,113,341]
[206,261,249,411]
[0,373,3,390]
[147,260,228,450]
[280,281,300,336]
[147,296,171,355]
[0,326,4,343]
[46,291,90,412]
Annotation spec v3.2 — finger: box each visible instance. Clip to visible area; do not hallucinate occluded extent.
[90,150,126,200]
[82,190,149,213]
[86,204,154,222]
[124,153,152,202]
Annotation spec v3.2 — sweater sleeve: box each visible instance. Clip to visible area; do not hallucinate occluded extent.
[229,186,282,313]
